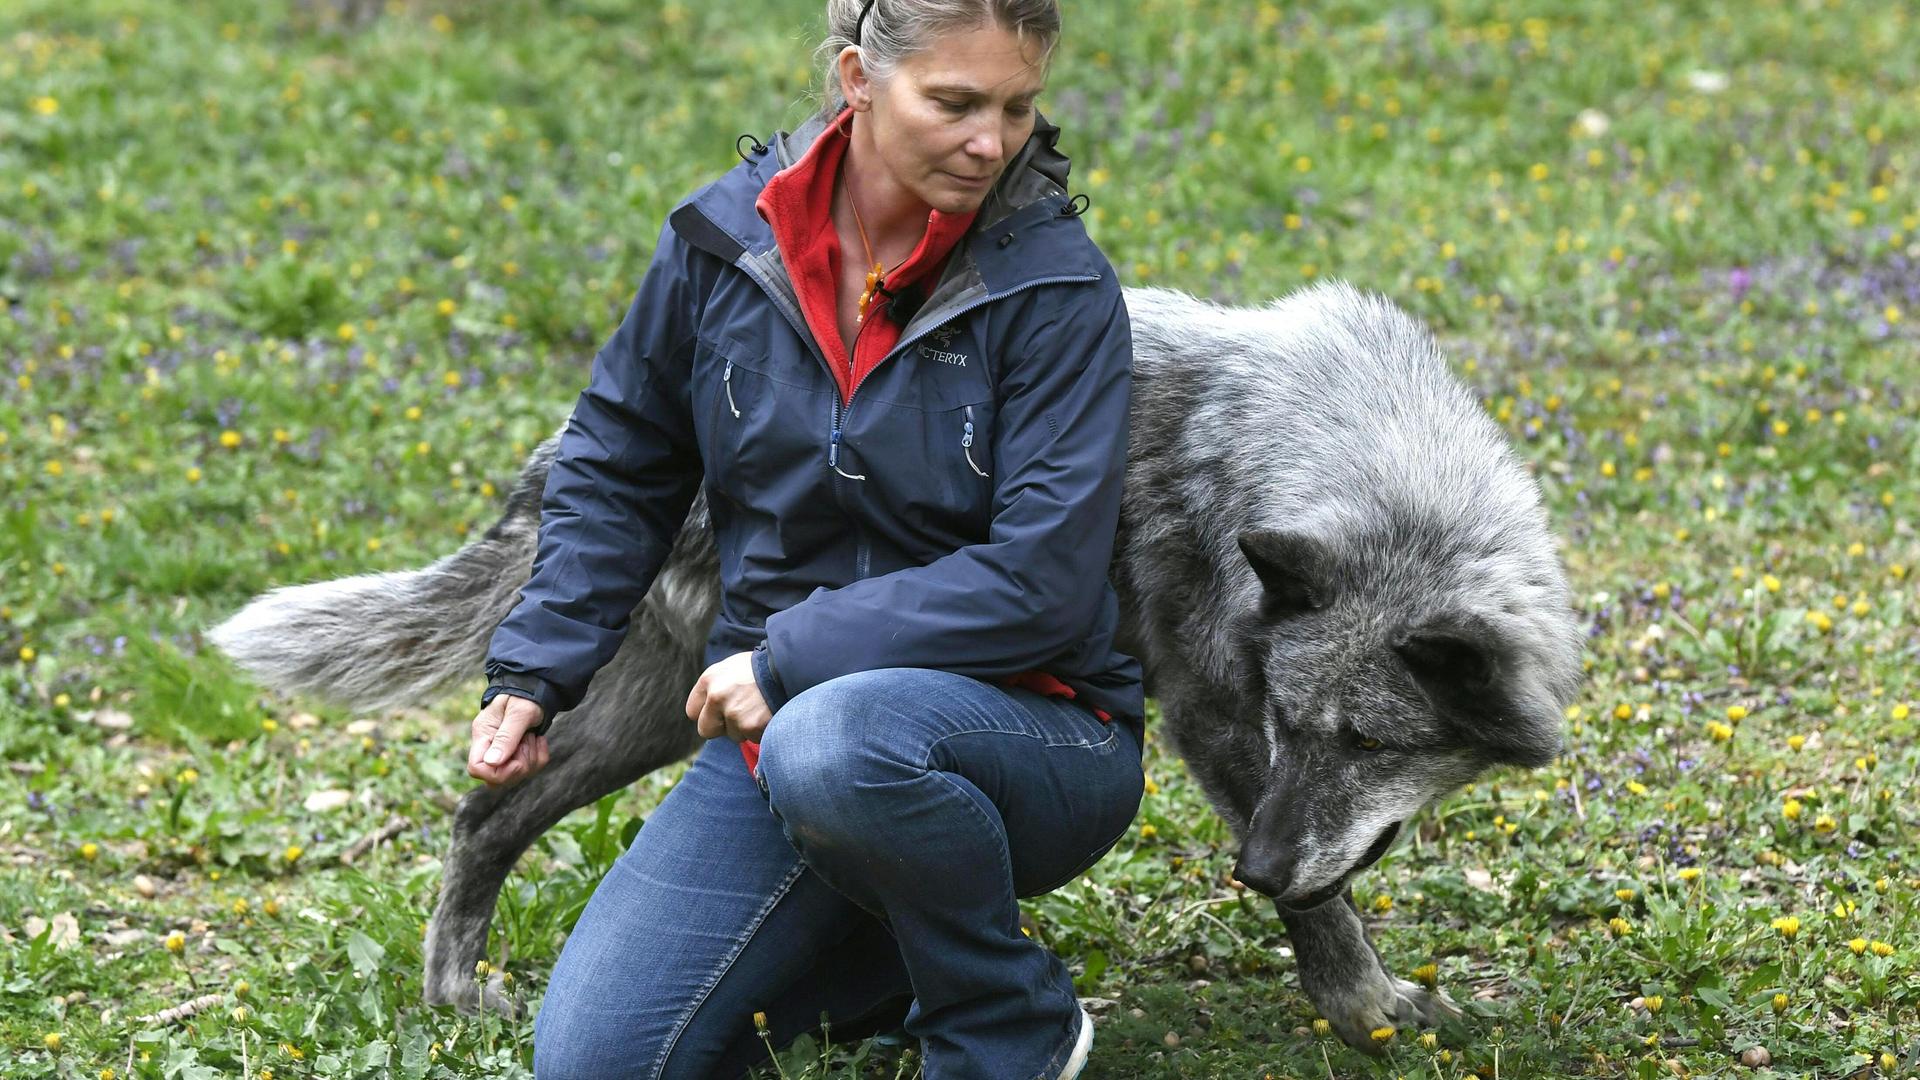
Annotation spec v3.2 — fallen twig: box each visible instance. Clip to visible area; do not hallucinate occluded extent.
[339,815,410,865]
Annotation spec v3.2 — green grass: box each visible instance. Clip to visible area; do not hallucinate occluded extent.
[2,0,1917,1076]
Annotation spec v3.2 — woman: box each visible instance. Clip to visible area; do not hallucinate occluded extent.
[467,1,1144,1076]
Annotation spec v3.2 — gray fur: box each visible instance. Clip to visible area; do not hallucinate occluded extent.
[209,280,1582,1049]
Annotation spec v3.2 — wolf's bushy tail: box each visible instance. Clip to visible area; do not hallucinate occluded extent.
[208,435,563,713]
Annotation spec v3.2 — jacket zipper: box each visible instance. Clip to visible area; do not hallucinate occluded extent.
[722,360,740,418]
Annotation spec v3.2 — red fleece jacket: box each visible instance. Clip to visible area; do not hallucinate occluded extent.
[738,106,1110,773]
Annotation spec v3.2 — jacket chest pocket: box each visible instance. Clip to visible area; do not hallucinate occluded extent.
[842,392,999,542]
[695,337,827,500]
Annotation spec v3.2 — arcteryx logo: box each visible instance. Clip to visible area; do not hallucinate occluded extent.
[920,324,969,367]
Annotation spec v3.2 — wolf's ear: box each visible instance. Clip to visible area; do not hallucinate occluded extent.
[1237,529,1331,619]
[1394,609,1564,768]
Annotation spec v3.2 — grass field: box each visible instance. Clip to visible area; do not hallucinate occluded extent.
[2,0,1917,1075]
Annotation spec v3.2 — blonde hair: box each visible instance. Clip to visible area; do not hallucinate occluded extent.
[811,0,1061,121]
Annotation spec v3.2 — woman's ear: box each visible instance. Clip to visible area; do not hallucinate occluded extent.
[836,45,872,111]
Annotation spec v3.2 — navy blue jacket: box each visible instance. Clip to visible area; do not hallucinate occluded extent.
[481,110,1145,744]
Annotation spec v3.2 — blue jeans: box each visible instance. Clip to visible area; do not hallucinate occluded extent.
[532,667,1145,1080]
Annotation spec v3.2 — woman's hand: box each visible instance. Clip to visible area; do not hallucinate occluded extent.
[468,694,551,787]
[686,651,772,742]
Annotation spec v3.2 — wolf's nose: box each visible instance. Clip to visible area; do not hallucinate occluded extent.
[1231,851,1293,898]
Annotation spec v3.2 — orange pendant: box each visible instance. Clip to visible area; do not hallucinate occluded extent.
[857,262,883,324]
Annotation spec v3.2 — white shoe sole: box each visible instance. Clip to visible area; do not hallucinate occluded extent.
[1057,1003,1094,1079]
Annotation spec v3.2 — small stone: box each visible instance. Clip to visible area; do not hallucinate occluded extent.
[132,874,158,899]
[303,788,353,813]
[1162,1031,1181,1049]
[90,709,134,731]
[345,719,379,736]
[1740,1046,1771,1068]
[287,712,321,729]
[1186,954,1208,973]
[1129,1007,1146,1019]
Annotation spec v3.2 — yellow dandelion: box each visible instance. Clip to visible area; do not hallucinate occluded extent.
[1644,995,1663,1013]
[1813,814,1836,834]
[1772,916,1800,939]
[1615,888,1636,903]
[44,1032,63,1051]
[164,930,186,953]
[283,844,303,864]
[80,842,99,861]
[1787,734,1805,751]
[1412,963,1438,988]
[1139,823,1157,839]
[1370,1026,1395,1044]
[1707,722,1734,741]
[753,1010,768,1032]
[1782,798,1803,820]
[1677,867,1703,883]
[1849,938,1868,955]
[1892,704,1911,721]
[19,646,36,662]
[1762,573,1781,593]
[1871,941,1894,958]
[1726,705,1748,721]
[1608,917,1633,936]
[436,299,457,316]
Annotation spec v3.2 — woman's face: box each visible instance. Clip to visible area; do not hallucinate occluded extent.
[843,22,1050,215]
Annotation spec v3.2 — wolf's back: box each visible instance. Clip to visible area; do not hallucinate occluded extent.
[209,435,566,712]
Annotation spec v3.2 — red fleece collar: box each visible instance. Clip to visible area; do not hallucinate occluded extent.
[753,105,977,404]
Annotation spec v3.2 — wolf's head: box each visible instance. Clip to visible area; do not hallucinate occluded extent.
[1206,527,1574,912]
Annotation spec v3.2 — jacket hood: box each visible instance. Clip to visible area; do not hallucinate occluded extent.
[676,108,1092,274]
[772,108,1074,233]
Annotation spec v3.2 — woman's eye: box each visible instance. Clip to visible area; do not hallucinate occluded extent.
[937,99,969,113]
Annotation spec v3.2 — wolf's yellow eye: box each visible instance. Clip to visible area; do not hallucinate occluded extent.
[1359,737,1383,751]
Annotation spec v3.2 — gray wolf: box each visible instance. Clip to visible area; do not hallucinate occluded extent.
[209,279,1583,1051]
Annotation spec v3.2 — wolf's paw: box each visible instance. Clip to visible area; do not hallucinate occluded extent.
[1312,970,1460,1054]
[424,966,521,1018]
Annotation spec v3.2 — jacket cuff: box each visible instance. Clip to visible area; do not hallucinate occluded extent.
[751,641,791,715]
[480,672,563,737]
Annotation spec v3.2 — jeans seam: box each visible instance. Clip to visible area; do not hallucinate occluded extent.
[648,858,810,1080]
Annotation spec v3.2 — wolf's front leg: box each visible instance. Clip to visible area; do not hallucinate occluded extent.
[1278,891,1459,1053]
[424,637,704,1015]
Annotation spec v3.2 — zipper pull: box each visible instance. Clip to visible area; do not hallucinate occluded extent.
[723,361,740,418]
[830,428,866,480]
[963,405,989,477]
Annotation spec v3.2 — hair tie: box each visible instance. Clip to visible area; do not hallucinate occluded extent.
[854,0,876,45]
